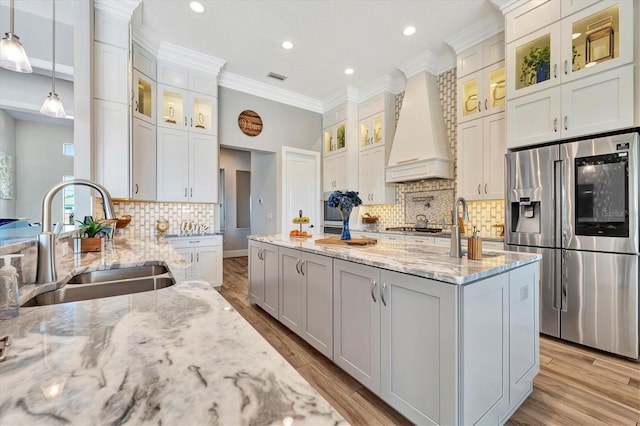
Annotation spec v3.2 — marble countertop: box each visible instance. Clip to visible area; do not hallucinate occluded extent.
[353,229,505,243]
[0,236,345,425]
[250,234,539,285]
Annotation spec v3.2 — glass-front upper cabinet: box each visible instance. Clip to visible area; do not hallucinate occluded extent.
[324,121,346,154]
[507,0,633,99]
[157,84,216,135]
[133,70,155,124]
[359,114,384,150]
[458,61,505,123]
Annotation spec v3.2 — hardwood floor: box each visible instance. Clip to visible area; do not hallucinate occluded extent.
[220,257,640,425]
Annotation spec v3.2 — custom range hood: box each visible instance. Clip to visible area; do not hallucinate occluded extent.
[385,70,453,182]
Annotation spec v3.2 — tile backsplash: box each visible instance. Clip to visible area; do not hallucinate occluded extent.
[359,67,505,238]
[113,201,215,239]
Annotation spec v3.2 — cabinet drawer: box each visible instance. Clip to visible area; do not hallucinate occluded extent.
[168,235,222,249]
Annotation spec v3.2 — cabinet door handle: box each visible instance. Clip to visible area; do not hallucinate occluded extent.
[381,282,387,306]
[135,100,139,112]
[185,188,188,197]
[484,99,488,110]
[553,63,557,78]
[300,260,305,276]
[190,188,193,198]
[371,280,377,302]
[190,253,193,263]
[478,101,481,112]
[190,117,193,127]
[184,116,187,126]
[477,184,481,194]
[189,240,200,244]
[553,118,558,132]
[257,249,262,260]
[295,259,301,274]
[260,249,264,260]
[563,60,568,75]
[564,115,568,131]
[484,183,488,194]
[196,252,199,262]
[135,183,139,194]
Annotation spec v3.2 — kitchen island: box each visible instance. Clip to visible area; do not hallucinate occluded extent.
[248,234,541,425]
[0,235,345,425]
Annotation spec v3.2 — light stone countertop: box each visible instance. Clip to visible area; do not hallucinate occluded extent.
[0,235,346,425]
[249,234,539,285]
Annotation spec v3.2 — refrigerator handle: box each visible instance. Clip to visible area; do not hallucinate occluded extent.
[553,249,562,310]
[554,160,564,247]
[561,250,568,312]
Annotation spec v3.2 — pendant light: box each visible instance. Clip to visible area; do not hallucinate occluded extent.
[0,0,33,72]
[40,0,65,118]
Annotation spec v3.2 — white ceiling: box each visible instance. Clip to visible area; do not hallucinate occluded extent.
[139,0,504,103]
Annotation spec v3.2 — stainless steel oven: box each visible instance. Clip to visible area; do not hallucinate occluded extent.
[323,198,343,227]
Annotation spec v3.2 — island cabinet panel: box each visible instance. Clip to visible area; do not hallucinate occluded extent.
[460,273,509,425]
[333,261,381,393]
[380,270,458,426]
[248,241,279,319]
[508,262,540,406]
[279,247,334,358]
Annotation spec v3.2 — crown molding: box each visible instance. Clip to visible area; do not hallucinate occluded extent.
[321,86,360,111]
[157,41,226,76]
[398,49,439,78]
[132,23,158,54]
[94,0,140,19]
[445,14,504,54]
[499,0,530,14]
[219,72,323,113]
[357,74,406,99]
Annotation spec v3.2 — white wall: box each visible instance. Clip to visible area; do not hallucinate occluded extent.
[0,70,74,116]
[219,147,251,255]
[251,151,277,236]
[218,87,322,233]
[15,121,73,224]
[0,110,16,218]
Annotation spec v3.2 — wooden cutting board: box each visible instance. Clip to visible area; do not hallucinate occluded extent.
[315,238,377,246]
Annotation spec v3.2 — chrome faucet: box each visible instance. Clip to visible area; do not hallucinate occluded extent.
[450,197,469,258]
[36,179,116,284]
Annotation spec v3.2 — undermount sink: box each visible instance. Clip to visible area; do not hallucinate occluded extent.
[23,265,175,306]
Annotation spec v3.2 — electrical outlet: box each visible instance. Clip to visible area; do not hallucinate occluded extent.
[520,285,529,302]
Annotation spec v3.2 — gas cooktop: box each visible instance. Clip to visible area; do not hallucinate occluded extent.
[386,226,444,234]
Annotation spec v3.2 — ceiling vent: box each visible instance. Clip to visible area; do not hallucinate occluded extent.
[267,72,287,81]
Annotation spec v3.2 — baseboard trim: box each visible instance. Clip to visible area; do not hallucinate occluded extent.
[223,249,248,258]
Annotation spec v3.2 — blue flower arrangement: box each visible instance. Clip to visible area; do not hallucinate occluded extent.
[327,190,362,240]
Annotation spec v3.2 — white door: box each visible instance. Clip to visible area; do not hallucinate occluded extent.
[457,118,483,200]
[248,241,265,305]
[196,245,221,286]
[301,252,333,359]
[279,247,303,335]
[262,243,279,319]
[282,147,321,234]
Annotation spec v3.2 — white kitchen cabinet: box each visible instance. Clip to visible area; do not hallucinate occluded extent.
[157,128,218,202]
[380,269,458,425]
[279,247,334,358]
[507,64,634,148]
[133,42,156,80]
[506,0,634,100]
[94,99,129,199]
[358,145,395,204]
[132,117,156,201]
[248,241,279,318]
[169,235,223,287]
[157,60,218,96]
[378,232,404,242]
[323,120,347,155]
[323,150,348,192]
[94,41,128,104]
[132,69,155,124]
[458,112,505,200]
[157,84,217,136]
[458,61,506,124]
[457,32,506,78]
[405,235,435,245]
[333,260,381,393]
[358,92,394,151]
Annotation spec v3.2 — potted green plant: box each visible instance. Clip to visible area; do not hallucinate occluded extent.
[76,217,110,252]
[520,45,550,87]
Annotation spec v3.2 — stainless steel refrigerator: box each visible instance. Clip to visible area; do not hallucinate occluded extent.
[506,131,639,360]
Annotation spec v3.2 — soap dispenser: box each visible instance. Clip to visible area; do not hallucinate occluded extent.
[0,254,23,319]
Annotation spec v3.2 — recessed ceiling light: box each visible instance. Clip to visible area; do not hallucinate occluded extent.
[189,1,205,14]
[344,68,354,75]
[282,41,293,50]
[403,26,416,37]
